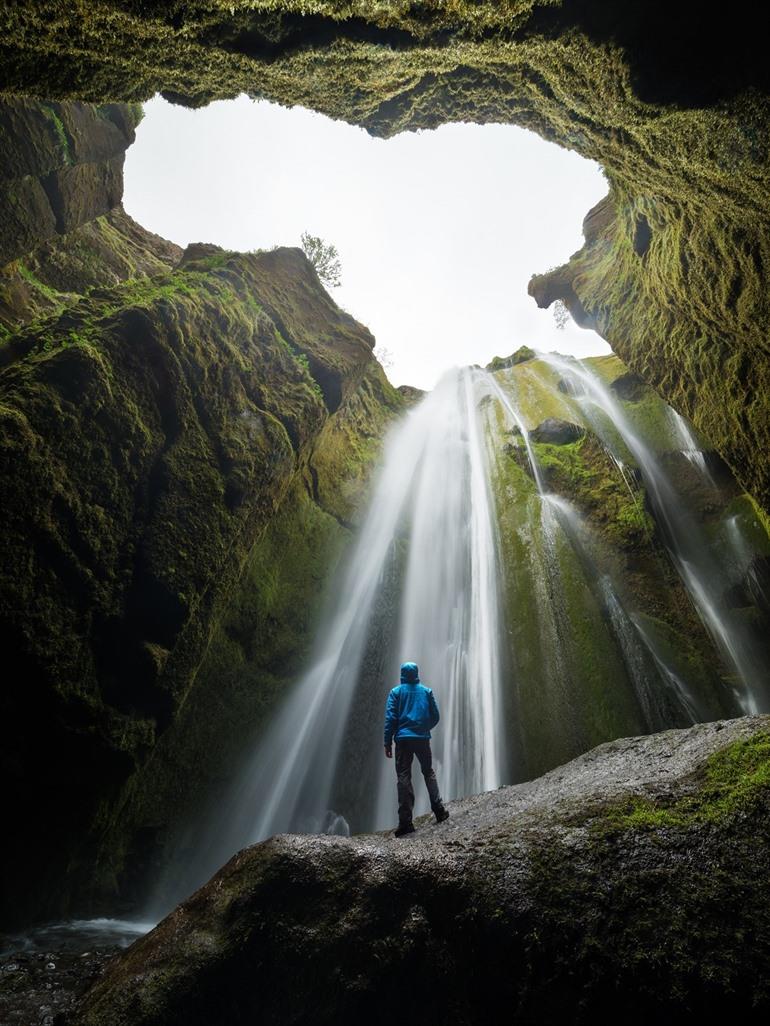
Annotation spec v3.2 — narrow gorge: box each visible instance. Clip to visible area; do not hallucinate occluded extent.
[2,4,770,1023]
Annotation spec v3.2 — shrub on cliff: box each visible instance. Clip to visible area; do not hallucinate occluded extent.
[301,232,342,288]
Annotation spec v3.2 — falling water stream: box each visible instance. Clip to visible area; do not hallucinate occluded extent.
[541,353,770,714]
[149,353,768,918]
[483,368,707,731]
[156,366,505,913]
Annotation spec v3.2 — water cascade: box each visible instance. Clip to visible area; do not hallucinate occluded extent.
[668,407,715,484]
[156,366,505,912]
[370,371,505,826]
[540,353,770,715]
[480,367,710,757]
[151,351,770,918]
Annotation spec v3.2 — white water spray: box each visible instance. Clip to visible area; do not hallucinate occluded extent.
[371,371,505,824]
[541,352,770,714]
[667,407,715,485]
[159,367,505,911]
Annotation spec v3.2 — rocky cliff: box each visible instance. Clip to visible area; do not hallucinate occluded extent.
[0,97,141,267]
[1,3,769,514]
[0,100,403,925]
[72,715,770,1025]
[2,3,770,949]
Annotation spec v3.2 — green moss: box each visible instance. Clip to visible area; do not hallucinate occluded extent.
[599,731,770,833]
[40,103,72,165]
[485,398,648,778]
[293,350,324,401]
[5,0,766,515]
[16,263,63,304]
[1,237,388,921]
[536,178,770,512]
[487,346,535,372]
[91,360,402,898]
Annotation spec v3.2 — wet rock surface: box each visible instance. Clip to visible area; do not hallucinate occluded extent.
[530,417,585,445]
[0,945,117,1026]
[0,238,387,926]
[73,716,770,1025]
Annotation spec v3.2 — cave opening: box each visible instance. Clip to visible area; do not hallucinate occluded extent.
[124,93,610,389]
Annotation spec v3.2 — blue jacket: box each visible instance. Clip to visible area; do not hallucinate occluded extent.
[384,664,440,745]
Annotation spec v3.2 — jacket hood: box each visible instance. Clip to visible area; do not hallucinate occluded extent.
[400,661,420,684]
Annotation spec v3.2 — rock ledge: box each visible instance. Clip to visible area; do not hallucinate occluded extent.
[75,716,770,1025]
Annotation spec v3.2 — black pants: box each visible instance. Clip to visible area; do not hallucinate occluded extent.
[395,738,444,826]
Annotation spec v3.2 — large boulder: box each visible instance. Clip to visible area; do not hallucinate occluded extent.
[530,417,585,445]
[74,716,770,1025]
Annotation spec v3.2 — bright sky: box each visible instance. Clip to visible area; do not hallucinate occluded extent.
[124,95,610,390]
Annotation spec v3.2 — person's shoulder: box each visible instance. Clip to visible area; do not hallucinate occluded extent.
[420,682,433,694]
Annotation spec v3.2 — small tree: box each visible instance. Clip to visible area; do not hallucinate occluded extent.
[301,232,342,288]
[375,345,394,370]
[553,299,570,330]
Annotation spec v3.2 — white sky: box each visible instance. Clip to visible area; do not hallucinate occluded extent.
[124,95,610,390]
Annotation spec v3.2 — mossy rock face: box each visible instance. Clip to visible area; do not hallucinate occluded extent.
[486,346,535,372]
[530,416,583,445]
[487,355,770,779]
[0,242,388,925]
[86,361,403,911]
[0,206,183,329]
[73,716,770,1026]
[529,181,770,516]
[0,98,139,265]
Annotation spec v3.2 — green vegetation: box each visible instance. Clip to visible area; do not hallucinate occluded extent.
[486,346,535,372]
[40,103,72,164]
[599,731,770,833]
[293,350,324,401]
[17,263,60,300]
[301,232,342,288]
[0,234,394,921]
[2,2,769,514]
[534,434,654,547]
[486,357,742,779]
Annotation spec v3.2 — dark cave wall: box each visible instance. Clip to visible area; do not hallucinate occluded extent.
[0,96,402,923]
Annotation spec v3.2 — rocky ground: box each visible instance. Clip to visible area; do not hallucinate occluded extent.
[63,715,770,1026]
[0,934,126,1026]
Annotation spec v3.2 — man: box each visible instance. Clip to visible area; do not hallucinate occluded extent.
[384,661,450,837]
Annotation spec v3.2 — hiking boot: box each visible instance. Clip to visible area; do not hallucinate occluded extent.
[394,823,415,837]
[434,806,449,824]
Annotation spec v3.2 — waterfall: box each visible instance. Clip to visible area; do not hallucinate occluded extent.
[150,352,768,920]
[481,367,709,738]
[667,407,715,485]
[155,366,505,913]
[540,353,770,715]
[371,371,505,825]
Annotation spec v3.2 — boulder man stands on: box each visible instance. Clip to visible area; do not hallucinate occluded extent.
[384,662,450,836]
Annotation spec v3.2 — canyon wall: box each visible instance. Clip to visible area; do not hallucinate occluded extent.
[0,99,403,925]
